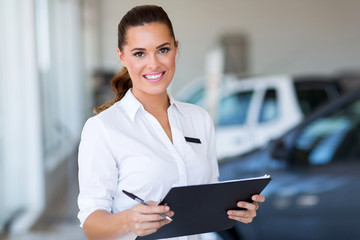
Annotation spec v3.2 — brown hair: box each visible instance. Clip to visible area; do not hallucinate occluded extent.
[93,5,177,114]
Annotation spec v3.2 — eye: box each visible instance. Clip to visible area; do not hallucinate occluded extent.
[158,47,170,54]
[134,52,145,58]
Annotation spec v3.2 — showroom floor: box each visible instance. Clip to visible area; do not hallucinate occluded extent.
[2,161,87,240]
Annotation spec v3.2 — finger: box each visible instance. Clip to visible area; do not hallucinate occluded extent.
[129,213,162,226]
[250,201,259,210]
[145,213,169,222]
[143,218,170,231]
[134,203,170,214]
[228,215,254,224]
[147,202,171,214]
[137,222,169,236]
[133,218,169,236]
[138,210,175,223]
[251,194,265,202]
[227,210,256,221]
[147,201,159,206]
[237,201,257,211]
[131,209,174,225]
[142,219,168,229]
[166,210,175,218]
[228,209,257,219]
[134,223,161,237]
[147,201,173,213]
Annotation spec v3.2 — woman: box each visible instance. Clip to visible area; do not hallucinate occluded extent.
[78,5,265,240]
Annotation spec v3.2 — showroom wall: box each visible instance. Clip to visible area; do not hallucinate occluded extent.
[98,0,360,93]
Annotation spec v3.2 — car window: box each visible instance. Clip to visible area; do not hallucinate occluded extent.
[217,90,253,126]
[291,97,360,165]
[258,89,278,123]
[295,88,330,116]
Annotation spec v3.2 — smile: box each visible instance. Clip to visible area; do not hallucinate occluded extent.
[143,71,165,82]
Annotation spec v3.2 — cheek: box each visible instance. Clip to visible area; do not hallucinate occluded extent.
[164,56,176,70]
[127,61,144,77]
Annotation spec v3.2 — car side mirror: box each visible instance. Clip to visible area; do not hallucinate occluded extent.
[270,139,289,160]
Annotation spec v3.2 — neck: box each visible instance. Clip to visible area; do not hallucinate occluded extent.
[132,90,170,114]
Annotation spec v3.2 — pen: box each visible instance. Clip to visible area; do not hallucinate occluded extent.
[122,190,173,221]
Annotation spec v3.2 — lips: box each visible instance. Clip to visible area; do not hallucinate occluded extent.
[143,71,165,82]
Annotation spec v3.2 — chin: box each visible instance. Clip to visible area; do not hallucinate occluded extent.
[147,82,171,94]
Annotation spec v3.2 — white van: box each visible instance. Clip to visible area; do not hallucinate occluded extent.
[176,74,342,161]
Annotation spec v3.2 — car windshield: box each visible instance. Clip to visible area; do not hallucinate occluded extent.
[292,96,360,165]
[295,88,330,116]
[217,90,254,126]
[294,80,341,116]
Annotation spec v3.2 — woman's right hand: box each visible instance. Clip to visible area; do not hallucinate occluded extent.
[126,201,174,236]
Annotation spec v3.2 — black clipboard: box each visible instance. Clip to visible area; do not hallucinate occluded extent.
[137,175,271,240]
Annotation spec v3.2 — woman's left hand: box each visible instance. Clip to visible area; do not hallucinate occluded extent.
[227,194,265,223]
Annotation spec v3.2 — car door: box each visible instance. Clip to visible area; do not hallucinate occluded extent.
[215,90,256,160]
[256,94,360,240]
[250,87,281,146]
[250,82,302,152]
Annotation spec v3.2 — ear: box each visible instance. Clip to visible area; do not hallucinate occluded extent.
[117,48,125,65]
[174,40,179,55]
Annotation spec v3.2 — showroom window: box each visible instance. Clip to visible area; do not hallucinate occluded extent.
[37,0,85,170]
[0,0,86,232]
[0,0,43,232]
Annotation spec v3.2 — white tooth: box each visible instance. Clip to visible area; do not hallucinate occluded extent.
[145,73,162,79]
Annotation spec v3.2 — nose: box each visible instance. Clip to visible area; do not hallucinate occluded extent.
[147,54,160,69]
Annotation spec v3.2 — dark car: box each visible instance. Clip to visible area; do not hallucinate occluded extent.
[217,87,360,240]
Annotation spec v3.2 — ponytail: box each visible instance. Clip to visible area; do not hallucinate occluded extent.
[93,67,132,114]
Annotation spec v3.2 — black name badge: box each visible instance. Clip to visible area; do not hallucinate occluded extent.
[185,137,201,144]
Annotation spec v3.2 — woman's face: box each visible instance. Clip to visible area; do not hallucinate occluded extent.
[118,23,177,99]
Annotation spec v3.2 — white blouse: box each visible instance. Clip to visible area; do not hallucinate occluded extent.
[77,89,219,240]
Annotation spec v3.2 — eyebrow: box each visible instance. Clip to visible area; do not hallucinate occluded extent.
[130,42,171,52]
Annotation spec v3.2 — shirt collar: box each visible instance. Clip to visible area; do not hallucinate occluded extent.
[121,89,186,121]
[168,94,186,117]
[121,89,143,122]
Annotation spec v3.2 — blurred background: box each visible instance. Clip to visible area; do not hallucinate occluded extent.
[1,0,360,239]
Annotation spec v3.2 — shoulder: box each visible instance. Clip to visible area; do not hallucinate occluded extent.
[82,102,123,134]
[81,114,106,140]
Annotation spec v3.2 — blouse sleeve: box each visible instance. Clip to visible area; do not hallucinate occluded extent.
[77,117,118,227]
